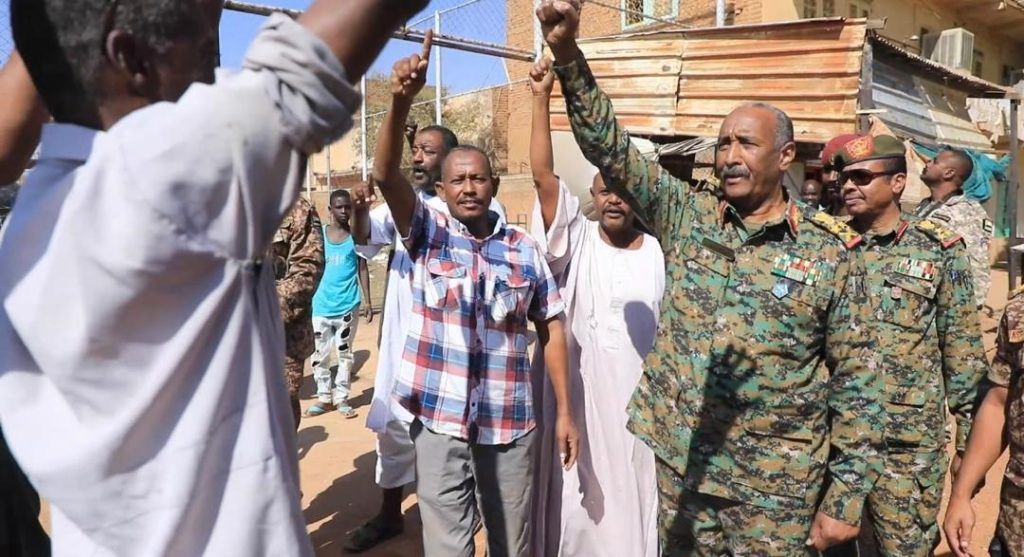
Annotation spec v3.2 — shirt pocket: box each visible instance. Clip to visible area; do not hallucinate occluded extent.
[490,273,532,323]
[425,257,466,311]
[878,273,937,330]
[733,413,816,499]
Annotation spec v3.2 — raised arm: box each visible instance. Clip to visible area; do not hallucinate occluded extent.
[537,0,682,238]
[371,34,433,239]
[298,0,429,85]
[0,51,48,184]
[530,58,560,230]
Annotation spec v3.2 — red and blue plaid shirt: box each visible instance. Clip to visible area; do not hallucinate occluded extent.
[394,199,564,445]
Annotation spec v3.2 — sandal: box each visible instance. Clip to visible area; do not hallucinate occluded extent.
[303,402,334,417]
[344,518,403,553]
[337,405,358,419]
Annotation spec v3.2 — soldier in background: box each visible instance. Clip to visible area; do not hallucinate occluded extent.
[832,135,987,556]
[914,147,992,309]
[538,1,884,553]
[945,286,1024,557]
[272,195,325,430]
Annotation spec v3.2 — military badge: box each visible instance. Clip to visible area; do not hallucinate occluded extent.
[771,254,826,286]
[844,135,874,160]
[895,258,936,281]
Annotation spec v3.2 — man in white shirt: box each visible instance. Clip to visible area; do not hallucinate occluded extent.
[0,1,426,555]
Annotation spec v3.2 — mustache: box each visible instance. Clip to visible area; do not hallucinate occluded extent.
[720,166,751,179]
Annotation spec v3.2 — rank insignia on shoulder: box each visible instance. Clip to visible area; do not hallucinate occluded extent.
[810,212,862,249]
[930,212,951,223]
[771,254,827,286]
[916,219,963,249]
[1010,284,1024,301]
[983,219,994,234]
[895,258,936,281]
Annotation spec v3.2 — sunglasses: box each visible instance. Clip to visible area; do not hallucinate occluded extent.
[840,169,899,186]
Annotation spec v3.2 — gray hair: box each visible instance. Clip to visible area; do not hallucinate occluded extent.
[737,102,795,150]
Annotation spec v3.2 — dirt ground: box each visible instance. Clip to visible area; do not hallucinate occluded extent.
[38,266,1014,556]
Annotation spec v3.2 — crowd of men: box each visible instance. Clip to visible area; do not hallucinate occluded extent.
[0,0,1022,556]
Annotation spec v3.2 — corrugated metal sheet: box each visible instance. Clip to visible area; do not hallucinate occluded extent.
[549,18,866,144]
[872,43,1003,152]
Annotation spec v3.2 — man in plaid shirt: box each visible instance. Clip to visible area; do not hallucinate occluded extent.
[354,34,579,557]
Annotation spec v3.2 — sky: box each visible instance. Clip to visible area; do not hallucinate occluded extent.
[0,0,511,96]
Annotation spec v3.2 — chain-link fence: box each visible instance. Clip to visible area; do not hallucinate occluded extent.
[1,0,13,63]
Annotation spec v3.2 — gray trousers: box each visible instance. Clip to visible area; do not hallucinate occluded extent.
[410,420,535,557]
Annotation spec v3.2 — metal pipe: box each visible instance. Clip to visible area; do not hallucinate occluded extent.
[325,135,332,191]
[1010,96,1020,245]
[435,11,443,126]
[361,76,368,182]
[223,0,534,61]
[716,0,726,26]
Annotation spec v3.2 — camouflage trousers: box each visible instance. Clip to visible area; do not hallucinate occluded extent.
[829,451,944,557]
[656,460,817,556]
[284,356,304,431]
[997,478,1024,557]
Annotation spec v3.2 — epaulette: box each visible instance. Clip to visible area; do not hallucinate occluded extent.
[810,212,862,249]
[915,219,963,249]
[1010,284,1024,301]
[694,177,718,192]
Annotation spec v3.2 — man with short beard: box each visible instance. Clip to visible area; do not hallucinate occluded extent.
[348,120,507,553]
[538,1,883,553]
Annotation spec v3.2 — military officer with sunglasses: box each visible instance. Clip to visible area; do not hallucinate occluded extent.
[830,134,988,557]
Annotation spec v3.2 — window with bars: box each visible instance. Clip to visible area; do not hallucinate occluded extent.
[823,0,835,16]
[804,0,818,18]
[973,49,984,77]
[848,0,871,17]
[623,0,649,26]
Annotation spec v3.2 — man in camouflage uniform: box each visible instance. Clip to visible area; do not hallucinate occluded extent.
[830,135,987,556]
[272,195,325,430]
[914,147,992,309]
[538,2,884,554]
[944,287,1024,557]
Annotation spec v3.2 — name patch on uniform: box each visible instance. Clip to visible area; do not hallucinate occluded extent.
[771,254,825,286]
[895,258,935,281]
[700,237,735,261]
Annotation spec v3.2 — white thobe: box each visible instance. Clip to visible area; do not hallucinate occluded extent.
[0,15,358,557]
[530,181,664,557]
[361,193,506,432]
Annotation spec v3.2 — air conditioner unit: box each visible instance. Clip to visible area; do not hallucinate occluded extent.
[922,28,975,74]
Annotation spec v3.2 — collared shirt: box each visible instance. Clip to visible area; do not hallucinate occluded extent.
[859,217,986,457]
[914,193,992,307]
[0,15,358,556]
[360,192,507,432]
[554,52,883,525]
[392,199,563,445]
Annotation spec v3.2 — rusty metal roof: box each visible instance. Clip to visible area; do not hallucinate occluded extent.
[549,17,867,144]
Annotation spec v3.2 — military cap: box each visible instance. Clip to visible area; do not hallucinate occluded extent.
[833,134,906,169]
[821,133,859,170]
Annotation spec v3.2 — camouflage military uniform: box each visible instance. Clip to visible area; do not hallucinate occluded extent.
[913,194,992,308]
[271,196,324,429]
[990,288,1024,556]
[554,53,884,555]
[855,217,987,556]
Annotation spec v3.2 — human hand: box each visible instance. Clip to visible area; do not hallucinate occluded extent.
[806,512,859,550]
[943,494,977,557]
[352,180,377,209]
[391,30,433,100]
[536,0,582,64]
[529,57,556,97]
[361,305,374,324]
[556,413,579,471]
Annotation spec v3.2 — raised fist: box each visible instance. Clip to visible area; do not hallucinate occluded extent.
[536,0,582,63]
[529,57,556,97]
